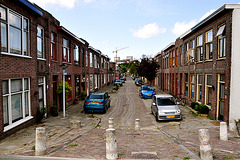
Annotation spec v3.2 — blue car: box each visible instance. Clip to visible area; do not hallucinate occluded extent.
[139,85,156,98]
[84,92,110,113]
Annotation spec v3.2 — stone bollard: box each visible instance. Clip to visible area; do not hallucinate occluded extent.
[199,129,213,160]
[106,128,118,160]
[70,120,81,129]
[135,119,140,131]
[220,122,228,141]
[35,127,47,156]
[108,118,114,129]
[229,119,237,132]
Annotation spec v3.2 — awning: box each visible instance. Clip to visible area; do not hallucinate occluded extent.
[215,25,225,37]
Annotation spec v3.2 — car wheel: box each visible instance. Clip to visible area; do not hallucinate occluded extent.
[155,113,159,122]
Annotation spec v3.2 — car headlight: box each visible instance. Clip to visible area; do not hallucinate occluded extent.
[158,110,162,114]
[176,109,181,113]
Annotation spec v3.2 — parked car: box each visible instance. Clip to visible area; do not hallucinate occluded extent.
[135,78,143,86]
[151,94,181,121]
[139,85,156,98]
[84,92,110,113]
[114,80,123,86]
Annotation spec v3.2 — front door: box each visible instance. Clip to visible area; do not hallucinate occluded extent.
[218,82,225,121]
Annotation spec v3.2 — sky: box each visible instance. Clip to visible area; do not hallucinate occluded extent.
[29,0,240,61]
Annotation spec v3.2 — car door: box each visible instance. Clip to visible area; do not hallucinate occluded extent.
[152,96,157,115]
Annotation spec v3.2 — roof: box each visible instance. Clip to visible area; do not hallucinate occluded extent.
[57,26,88,45]
[162,42,175,52]
[181,4,240,39]
[19,0,43,16]
[88,46,101,54]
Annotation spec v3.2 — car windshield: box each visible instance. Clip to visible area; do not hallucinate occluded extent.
[89,94,103,99]
[157,97,176,105]
[142,86,153,91]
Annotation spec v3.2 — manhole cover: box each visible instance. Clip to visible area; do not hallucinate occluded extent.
[131,151,158,159]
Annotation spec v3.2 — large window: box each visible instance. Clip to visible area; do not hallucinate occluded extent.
[86,51,88,67]
[0,6,29,56]
[37,25,44,59]
[205,74,213,107]
[63,38,70,63]
[185,74,188,97]
[94,54,97,68]
[38,77,46,110]
[184,43,189,64]
[90,52,93,67]
[3,78,30,130]
[51,33,56,60]
[189,39,195,62]
[196,35,203,62]
[190,75,195,100]
[81,48,85,67]
[197,75,203,103]
[205,30,213,60]
[217,24,226,58]
[74,44,80,65]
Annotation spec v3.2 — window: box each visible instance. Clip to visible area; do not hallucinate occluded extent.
[51,33,56,60]
[181,45,184,65]
[205,30,213,60]
[176,48,178,66]
[189,39,195,62]
[95,74,98,89]
[37,25,44,59]
[66,75,72,100]
[190,75,195,100]
[217,24,226,58]
[81,48,85,67]
[90,52,93,67]
[94,54,97,68]
[63,38,70,63]
[185,74,188,97]
[0,6,29,56]
[74,44,79,65]
[2,78,30,129]
[86,51,88,67]
[205,74,213,107]
[197,35,203,62]
[197,75,203,103]
[185,43,189,64]
[90,74,93,91]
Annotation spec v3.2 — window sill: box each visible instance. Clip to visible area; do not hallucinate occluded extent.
[217,58,226,61]
[1,52,32,59]
[205,59,213,62]
[51,60,58,63]
[63,62,72,65]
[37,58,46,61]
[4,116,34,132]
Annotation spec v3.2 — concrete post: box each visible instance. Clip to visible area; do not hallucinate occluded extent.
[220,122,228,141]
[229,119,237,132]
[199,129,213,160]
[106,128,117,160]
[108,118,114,129]
[35,127,47,156]
[135,119,140,131]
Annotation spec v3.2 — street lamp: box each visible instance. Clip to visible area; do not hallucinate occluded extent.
[59,63,68,117]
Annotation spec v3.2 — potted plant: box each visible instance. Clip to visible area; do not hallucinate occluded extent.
[112,86,117,92]
[36,106,46,123]
[56,81,72,109]
[74,97,79,104]
[81,91,87,100]
[50,105,58,117]
[237,120,240,135]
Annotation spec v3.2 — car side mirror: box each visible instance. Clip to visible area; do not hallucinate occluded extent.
[152,102,156,106]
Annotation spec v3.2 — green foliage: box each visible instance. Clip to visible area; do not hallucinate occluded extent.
[81,91,87,100]
[121,65,127,73]
[56,81,72,96]
[32,146,35,150]
[190,102,209,114]
[234,136,240,139]
[113,86,118,90]
[183,157,190,160]
[69,143,77,147]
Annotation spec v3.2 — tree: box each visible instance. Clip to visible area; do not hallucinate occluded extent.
[137,58,159,84]
[129,61,139,76]
[121,65,127,73]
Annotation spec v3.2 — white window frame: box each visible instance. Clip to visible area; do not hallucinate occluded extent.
[37,25,45,60]
[0,5,30,58]
[3,78,32,132]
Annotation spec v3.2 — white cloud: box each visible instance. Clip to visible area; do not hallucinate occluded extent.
[172,20,197,36]
[131,23,166,39]
[28,0,78,9]
[199,9,216,22]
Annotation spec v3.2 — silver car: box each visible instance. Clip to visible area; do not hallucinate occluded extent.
[151,94,181,121]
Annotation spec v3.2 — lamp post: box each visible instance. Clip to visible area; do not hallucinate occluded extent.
[59,63,68,117]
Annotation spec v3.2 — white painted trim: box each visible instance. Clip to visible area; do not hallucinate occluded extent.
[4,116,33,132]
[1,52,32,59]
[229,8,240,122]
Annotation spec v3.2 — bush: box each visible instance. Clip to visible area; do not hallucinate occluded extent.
[81,91,87,100]
[36,107,45,123]
[190,102,199,109]
[198,104,209,114]
[113,86,118,90]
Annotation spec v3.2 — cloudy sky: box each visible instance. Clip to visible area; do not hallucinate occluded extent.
[29,0,240,61]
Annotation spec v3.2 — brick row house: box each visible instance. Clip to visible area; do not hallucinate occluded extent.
[154,4,240,124]
[0,0,115,139]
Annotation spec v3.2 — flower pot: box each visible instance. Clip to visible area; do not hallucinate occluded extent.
[50,107,58,117]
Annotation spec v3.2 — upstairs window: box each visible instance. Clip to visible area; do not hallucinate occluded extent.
[196,35,203,62]
[217,24,226,58]
[37,25,44,59]
[51,33,57,60]
[205,30,213,60]
[90,52,93,67]
[62,38,70,63]
[0,6,29,56]
[74,44,79,65]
